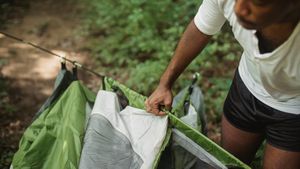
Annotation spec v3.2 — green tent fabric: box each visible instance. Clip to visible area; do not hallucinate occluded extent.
[12,81,96,169]
[12,75,251,169]
[33,65,75,120]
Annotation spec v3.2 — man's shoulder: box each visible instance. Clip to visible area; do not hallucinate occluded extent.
[201,0,233,14]
[217,0,234,13]
[215,0,236,23]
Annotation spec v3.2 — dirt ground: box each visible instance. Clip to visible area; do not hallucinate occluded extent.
[0,0,100,167]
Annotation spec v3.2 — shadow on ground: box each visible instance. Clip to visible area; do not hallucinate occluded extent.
[0,0,100,168]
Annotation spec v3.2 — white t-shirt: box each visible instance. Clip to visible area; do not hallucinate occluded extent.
[194,0,300,114]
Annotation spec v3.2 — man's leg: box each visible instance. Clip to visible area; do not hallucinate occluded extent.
[263,143,300,169]
[221,114,264,164]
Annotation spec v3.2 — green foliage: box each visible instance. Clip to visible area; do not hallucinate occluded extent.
[127,59,168,94]
[81,0,242,123]
[83,0,200,65]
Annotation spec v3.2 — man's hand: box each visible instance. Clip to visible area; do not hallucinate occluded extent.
[145,85,173,116]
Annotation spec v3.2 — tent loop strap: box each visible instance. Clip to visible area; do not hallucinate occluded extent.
[0,31,105,79]
[60,55,66,64]
[73,61,82,68]
[72,62,78,80]
[60,55,67,70]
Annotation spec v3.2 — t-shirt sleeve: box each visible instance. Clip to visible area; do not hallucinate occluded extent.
[194,0,226,35]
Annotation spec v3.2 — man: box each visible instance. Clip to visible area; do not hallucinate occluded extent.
[145,0,300,168]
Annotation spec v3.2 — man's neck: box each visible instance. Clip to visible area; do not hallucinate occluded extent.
[256,22,298,53]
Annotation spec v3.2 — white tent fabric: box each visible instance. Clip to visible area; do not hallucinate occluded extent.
[79,90,168,169]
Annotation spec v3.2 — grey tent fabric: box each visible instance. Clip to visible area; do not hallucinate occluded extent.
[172,85,206,133]
[84,102,94,130]
[161,84,208,169]
[79,90,168,169]
[171,104,207,169]
[188,86,206,134]
[79,114,143,169]
[172,129,227,169]
[171,103,216,169]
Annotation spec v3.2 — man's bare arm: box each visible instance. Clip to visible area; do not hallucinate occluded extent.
[145,20,211,115]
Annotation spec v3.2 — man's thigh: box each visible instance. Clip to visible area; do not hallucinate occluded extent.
[221,114,264,164]
[263,143,300,169]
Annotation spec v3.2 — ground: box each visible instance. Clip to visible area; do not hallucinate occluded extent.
[0,0,99,167]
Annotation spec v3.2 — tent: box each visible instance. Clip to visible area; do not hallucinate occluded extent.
[10,67,250,169]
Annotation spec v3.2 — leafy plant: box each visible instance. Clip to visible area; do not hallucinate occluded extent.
[83,0,201,66]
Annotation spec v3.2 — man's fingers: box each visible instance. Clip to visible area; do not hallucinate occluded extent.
[163,99,172,111]
[157,111,166,116]
[163,104,172,111]
[152,107,161,115]
[145,96,170,116]
[145,98,160,115]
[145,99,151,112]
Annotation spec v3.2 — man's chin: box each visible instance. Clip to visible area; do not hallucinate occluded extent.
[237,18,257,30]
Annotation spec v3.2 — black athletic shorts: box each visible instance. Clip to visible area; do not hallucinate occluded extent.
[223,70,300,152]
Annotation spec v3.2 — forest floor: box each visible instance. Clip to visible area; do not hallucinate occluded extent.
[0,0,99,167]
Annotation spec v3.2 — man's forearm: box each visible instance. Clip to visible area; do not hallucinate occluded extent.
[159,20,212,88]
